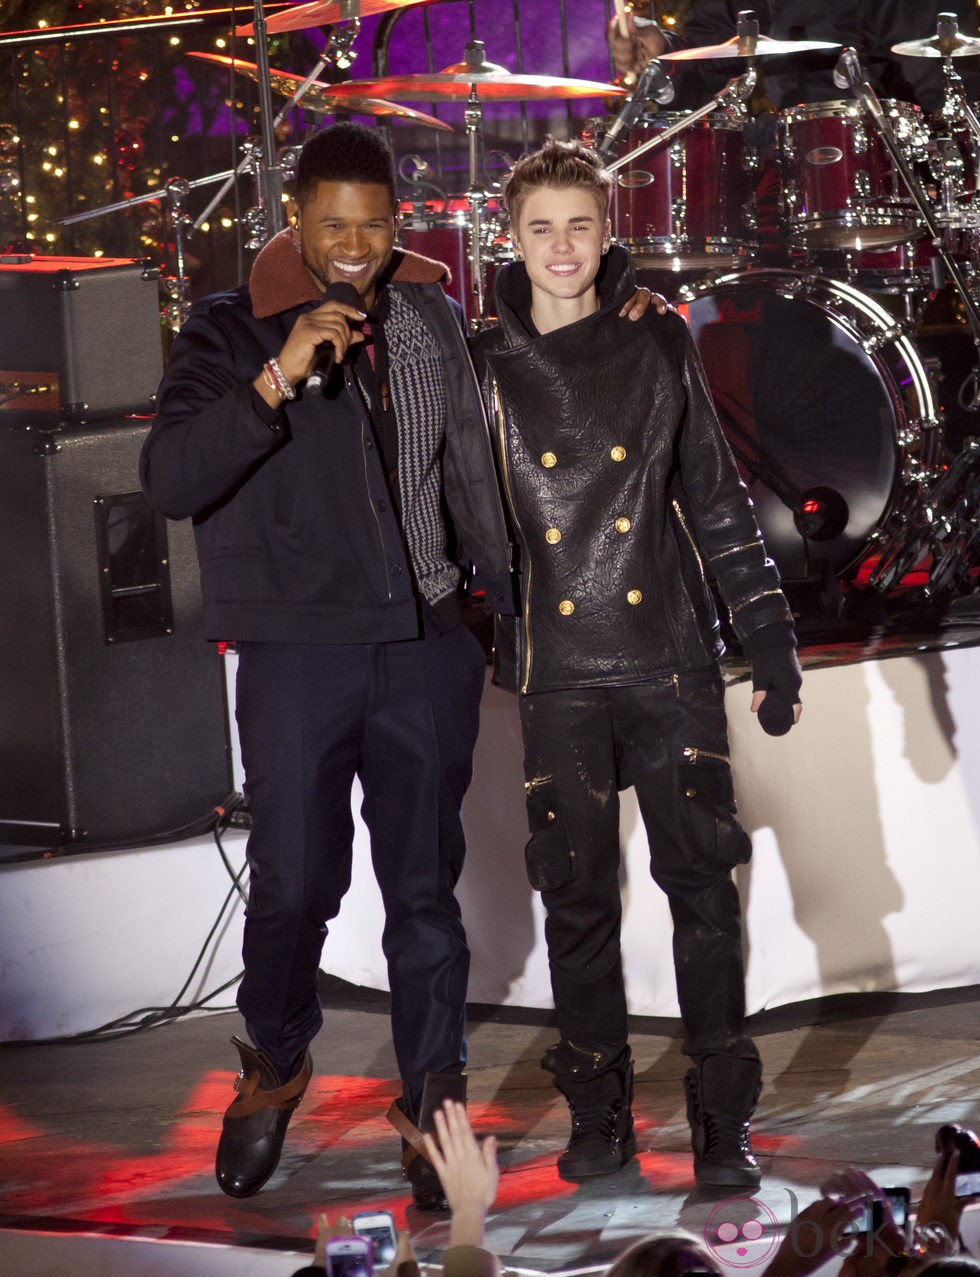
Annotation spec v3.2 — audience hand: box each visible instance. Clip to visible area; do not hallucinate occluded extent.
[422,1099,499,1250]
[764,1196,865,1277]
[915,1151,964,1256]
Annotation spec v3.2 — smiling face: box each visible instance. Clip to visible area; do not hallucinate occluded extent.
[512,184,610,327]
[291,179,397,308]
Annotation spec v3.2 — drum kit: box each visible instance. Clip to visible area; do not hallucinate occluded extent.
[596,9,980,615]
[53,0,978,613]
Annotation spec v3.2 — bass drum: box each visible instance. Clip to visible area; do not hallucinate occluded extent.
[678,270,942,585]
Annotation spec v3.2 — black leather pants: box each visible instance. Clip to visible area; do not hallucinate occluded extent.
[519,666,759,1068]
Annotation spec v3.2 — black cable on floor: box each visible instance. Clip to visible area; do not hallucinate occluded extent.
[0,806,252,1049]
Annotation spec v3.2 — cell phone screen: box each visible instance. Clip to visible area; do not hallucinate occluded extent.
[885,1192,908,1227]
[356,1225,396,1265]
[328,1249,372,1277]
[955,1170,980,1198]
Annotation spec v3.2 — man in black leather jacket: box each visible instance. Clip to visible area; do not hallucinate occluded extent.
[140,123,514,1208]
[471,138,802,1189]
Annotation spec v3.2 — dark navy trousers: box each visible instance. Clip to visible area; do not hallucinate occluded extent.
[234,624,487,1108]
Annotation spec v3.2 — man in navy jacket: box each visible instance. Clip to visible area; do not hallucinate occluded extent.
[140,122,512,1207]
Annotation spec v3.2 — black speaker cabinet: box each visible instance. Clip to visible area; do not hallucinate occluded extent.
[0,255,163,423]
[0,420,233,849]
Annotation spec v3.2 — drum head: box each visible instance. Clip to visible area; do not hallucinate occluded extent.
[682,276,901,581]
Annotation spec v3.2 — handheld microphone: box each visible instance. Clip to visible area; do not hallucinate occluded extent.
[599,60,674,158]
[305,281,362,395]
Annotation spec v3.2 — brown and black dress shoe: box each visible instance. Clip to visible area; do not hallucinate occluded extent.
[386,1070,467,1211]
[215,1035,312,1198]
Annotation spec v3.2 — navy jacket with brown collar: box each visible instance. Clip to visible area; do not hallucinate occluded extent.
[140,231,513,643]
[471,244,793,694]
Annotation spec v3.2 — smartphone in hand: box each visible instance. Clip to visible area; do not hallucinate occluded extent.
[352,1209,397,1266]
[937,1124,980,1198]
[326,1236,373,1277]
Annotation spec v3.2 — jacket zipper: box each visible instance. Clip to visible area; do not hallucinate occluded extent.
[672,498,706,589]
[712,539,761,561]
[567,1040,604,1069]
[683,745,731,766]
[524,774,553,794]
[491,374,534,693]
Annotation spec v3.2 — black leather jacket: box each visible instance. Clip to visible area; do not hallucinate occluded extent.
[471,245,793,695]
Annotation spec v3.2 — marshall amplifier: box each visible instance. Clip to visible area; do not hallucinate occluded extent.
[0,254,163,423]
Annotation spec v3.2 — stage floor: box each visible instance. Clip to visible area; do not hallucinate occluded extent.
[1,982,979,1273]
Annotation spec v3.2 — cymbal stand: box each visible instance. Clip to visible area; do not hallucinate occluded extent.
[934,13,980,152]
[603,68,758,177]
[248,0,287,241]
[939,61,980,154]
[58,170,239,330]
[191,20,360,238]
[464,85,490,326]
[837,47,980,410]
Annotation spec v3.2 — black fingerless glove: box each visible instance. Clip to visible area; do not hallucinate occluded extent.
[743,621,802,737]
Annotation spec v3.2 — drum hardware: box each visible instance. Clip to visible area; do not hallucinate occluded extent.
[605,67,758,179]
[597,58,675,161]
[57,170,242,331]
[890,14,980,60]
[864,439,980,597]
[836,46,980,411]
[859,320,908,353]
[186,53,463,127]
[235,0,436,38]
[317,58,630,104]
[603,63,763,272]
[657,7,841,63]
[778,99,929,251]
[678,269,945,603]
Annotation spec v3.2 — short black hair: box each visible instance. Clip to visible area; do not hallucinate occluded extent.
[295,122,398,209]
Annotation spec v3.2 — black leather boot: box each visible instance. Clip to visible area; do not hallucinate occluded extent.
[542,1040,637,1182]
[215,1035,312,1198]
[386,1071,467,1211]
[685,1055,763,1188]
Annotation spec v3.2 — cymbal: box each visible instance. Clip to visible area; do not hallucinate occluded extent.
[891,32,980,58]
[237,0,433,38]
[661,34,841,62]
[186,53,453,130]
[322,69,627,102]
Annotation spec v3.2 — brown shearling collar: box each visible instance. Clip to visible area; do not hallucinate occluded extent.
[249,228,452,319]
